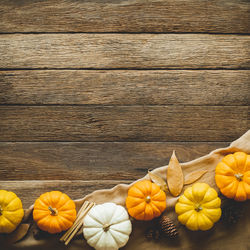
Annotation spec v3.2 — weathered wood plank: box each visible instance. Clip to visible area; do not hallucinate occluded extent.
[0,106,248,142]
[0,180,131,208]
[0,70,249,105]
[0,34,249,69]
[0,142,227,181]
[0,0,249,33]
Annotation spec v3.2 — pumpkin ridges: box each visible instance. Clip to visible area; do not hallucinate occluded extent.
[136,180,152,196]
[184,187,195,202]
[0,217,16,233]
[49,191,62,207]
[177,210,193,225]
[202,188,219,203]
[151,191,166,201]
[57,199,75,211]
[128,186,145,198]
[233,152,247,173]
[56,193,72,209]
[186,212,198,231]
[1,214,16,227]
[222,154,238,171]
[34,199,48,210]
[235,182,247,201]
[128,201,146,215]
[243,171,250,184]
[126,196,143,207]
[144,204,154,220]
[215,175,235,188]
[58,213,75,226]
[135,211,146,220]
[4,209,24,224]
[2,191,16,205]
[202,198,221,209]
[178,195,193,205]
[207,207,222,221]
[192,183,209,202]
[150,202,161,214]
[5,197,22,211]
[36,216,50,231]
[216,162,235,176]
[197,212,213,231]
[151,200,166,212]
[150,182,161,196]
[220,181,239,199]
[39,193,51,207]
[245,156,250,172]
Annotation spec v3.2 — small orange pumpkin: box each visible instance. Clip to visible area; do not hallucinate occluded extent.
[215,152,250,201]
[33,191,76,233]
[126,180,166,220]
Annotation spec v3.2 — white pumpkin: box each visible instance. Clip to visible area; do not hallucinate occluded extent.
[83,202,132,250]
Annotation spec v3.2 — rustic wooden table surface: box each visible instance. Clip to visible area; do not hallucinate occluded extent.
[0,0,249,210]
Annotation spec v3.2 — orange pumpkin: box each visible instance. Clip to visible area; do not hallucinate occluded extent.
[33,191,76,233]
[215,152,250,201]
[126,180,166,220]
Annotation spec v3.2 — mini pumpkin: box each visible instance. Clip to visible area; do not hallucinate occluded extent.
[126,180,166,221]
[33,191,76,234]
[83,202,132,250]
[0,190,24,233]
[175,183,221,231]
[215,152,250,201]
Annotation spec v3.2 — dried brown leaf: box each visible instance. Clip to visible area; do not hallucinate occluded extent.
[184,170,208,185]
[167,151,184,196]
[6,224,30,244]
[148,170,168,193]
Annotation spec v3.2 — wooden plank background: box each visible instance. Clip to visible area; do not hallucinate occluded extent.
[0,0,249,212]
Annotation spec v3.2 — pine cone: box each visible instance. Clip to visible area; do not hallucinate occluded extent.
[144,227,161,241]
[221,200,243,225]
[159,215,178,239]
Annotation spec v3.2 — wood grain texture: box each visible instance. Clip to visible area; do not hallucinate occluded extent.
[0,106,248,142]
[0,70,249,105]
[0,0,249,33]
[0,180,131,208]
[0,34,249,69]
[0,142,227,181]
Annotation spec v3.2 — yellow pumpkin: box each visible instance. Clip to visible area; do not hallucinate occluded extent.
[0,190,24,233]
[215,152,250,201]
[33,191,76,234]
[126,180,166,221]
[175,183,221,231]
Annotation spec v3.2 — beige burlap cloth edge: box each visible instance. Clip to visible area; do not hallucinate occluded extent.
[6,130,250,250]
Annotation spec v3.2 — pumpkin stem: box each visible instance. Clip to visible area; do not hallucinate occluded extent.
[234,173,243,181]
[48,206,58,216]
[103,223,111,232]
[0,205,2,215]
[145,195,151,203]
[194,204,202,212]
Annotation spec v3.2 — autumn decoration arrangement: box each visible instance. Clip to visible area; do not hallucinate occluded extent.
[0,151,249,250]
